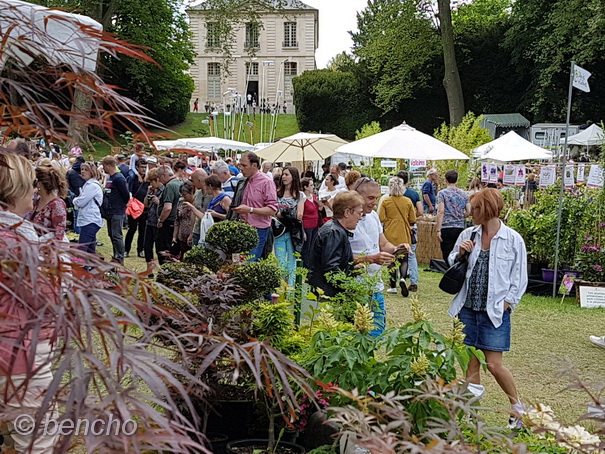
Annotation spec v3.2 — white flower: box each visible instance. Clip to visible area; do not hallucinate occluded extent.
[558,425,601,450]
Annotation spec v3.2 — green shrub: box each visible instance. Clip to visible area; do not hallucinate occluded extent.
[308,446,336,454]
[206,220,258,256]
[156,262,205,290]
[183,246,225,272]
[232,258,281,301]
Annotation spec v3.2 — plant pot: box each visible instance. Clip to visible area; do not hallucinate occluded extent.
[528,261,546,276]
[205,399,255,441]
[205,432,228,454]
[561,269,582,279]
[226,439,306,454]
[541,268,555,283]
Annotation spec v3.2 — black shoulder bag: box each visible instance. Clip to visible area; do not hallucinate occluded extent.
[439,231,477,295]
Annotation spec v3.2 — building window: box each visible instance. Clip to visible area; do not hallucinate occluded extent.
[206,22,221,48]
[283,22,297,48]
[245,23,260,48]
[245,62,259,76]
[284,62,298,76]
[207,63,221,101]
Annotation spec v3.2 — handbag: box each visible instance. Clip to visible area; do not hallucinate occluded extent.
[439,231,477,295]
[198,211,215,246]
[271,217,286,238]
[126,198,145,219]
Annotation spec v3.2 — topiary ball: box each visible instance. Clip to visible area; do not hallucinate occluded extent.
[232,258,281,301]
[205,220,259,256]
[183,246,225,272]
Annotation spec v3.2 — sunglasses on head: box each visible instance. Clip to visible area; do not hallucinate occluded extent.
[352,177,375,191]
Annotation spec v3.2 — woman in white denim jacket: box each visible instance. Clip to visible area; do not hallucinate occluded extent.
[447,188,528,427]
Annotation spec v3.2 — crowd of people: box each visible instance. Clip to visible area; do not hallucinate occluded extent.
[0,137,551,433]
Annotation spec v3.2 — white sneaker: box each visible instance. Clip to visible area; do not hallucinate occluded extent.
[589,335,605,348]
[386,288,398,294]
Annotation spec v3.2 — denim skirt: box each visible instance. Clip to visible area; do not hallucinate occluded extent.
[458,306,511,352]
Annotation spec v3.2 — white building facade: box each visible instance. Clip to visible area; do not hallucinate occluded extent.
[187,0,318,114]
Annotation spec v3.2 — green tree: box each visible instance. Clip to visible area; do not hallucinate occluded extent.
[35,0,194,127]
[504,0,605,122]
[292,70,379,140]
[351,0,442,114]
[355,121,382,140]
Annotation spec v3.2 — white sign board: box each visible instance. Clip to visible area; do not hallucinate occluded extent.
[380,185,389,195]
[577,164,586,183]
[515,166,526,186]
[481,163,489,183]
[409,159,427,171]
[539,166,556,188]
[587,165,604,188]
[579,285,605,308]
[564,167,575,188]
[503,165,516,185]
[488,164,498,183]
[381,160,397,168]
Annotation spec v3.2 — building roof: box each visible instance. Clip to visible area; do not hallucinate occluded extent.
[188,0,317,12]
[481,113,531,128]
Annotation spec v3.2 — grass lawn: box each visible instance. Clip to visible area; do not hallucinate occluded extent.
[95,225,605,431]
[90,113,300,159]
[386,268,605,428]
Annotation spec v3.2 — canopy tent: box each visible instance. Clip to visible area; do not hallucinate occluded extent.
[335,123,469,160]
[152,140,180,151]
[173,137,256,152]
[329,152,367,167]
[560,124,604,146]
[473,131,552,162]
[255,133,348,163]
[1,0,102,71]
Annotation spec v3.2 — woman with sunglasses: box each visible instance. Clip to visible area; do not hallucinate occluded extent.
[73,162,104,254]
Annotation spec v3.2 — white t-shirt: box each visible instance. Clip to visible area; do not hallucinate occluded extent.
[349,210,384,292]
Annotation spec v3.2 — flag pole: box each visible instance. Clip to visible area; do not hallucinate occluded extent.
[552,61,575,297]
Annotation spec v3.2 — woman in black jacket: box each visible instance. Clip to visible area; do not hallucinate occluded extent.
[308,191,365,297]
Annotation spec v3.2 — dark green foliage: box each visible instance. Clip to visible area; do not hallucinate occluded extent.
[232,259,281,301]
[503,0,605,122]
[156,262,204,290]
[183,246,225,272]
[293,70,379,140]
[106,0,195,126]
[206,220,259,256]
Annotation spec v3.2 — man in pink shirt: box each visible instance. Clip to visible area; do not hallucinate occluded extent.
[232,152,278,260]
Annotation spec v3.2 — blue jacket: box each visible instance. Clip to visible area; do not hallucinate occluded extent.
[105,172,130,216]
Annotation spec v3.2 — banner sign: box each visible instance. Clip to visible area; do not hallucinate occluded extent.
[481,163,489,183]
[539,166,556,188]
[587,165,604,188]
[577,164,586,183]
[488,164,498,183]
[564,167,575,188]
[503,165,516,185]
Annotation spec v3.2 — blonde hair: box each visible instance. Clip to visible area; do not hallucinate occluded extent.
[0,153,35,207]
[332,191,364,219]
[81,162,101,181]
[388,176,405,196]
[101,155,117,167]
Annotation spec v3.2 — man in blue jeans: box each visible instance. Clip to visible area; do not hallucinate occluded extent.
[101,156,130,264]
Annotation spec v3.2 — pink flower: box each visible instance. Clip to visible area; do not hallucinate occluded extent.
[594,265,603,272]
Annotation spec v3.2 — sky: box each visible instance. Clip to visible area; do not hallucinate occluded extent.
[302,0,368,68]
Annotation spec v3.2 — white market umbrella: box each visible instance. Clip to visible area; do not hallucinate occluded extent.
[174,137,256,152]
[475,131,552,163]
[335,123,469,160]
[560,124,604,146]
[0,0,102,71]
[255,133,348,163]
